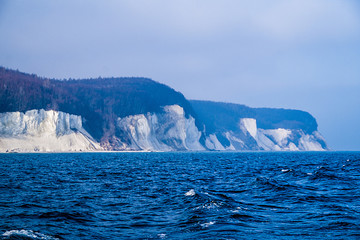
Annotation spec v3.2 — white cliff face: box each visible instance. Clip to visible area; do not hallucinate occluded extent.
[205,134,226,151]
[0,108,327,152]
[240,118,257,139]
[117,113,171,151]
[0,109,101,152]
[117,105,205,151]
[205,118,326,151]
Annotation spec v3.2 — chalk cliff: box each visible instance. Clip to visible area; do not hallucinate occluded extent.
[0,109,100,152]
[0,67,328,152]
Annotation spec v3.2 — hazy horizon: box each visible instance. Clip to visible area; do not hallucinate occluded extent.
[0,0,359,150]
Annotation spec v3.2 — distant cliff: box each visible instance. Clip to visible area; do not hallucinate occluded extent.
[0,67,328,152]
[190,100,327,151]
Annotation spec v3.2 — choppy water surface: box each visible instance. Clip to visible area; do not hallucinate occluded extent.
[0,152,359,239]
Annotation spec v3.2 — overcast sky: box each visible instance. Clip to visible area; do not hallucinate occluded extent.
[0,0,359,150]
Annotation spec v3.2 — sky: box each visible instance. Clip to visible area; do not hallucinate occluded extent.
[0,0,359,150]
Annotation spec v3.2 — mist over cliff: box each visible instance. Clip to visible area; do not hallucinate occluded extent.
[0,67,327,152]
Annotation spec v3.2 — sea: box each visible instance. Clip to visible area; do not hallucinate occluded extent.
[0,152,359,240]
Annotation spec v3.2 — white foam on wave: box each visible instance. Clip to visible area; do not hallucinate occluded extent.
[185,189,195,196]
[200,221,216,228]
[157,233,167,239]
[196,201,223,210]
[2,229,59,240]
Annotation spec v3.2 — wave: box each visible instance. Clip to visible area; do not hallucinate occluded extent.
[38,210,94,224]
[1,230,58,240]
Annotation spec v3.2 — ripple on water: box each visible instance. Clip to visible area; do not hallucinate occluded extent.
[0,152,359,239]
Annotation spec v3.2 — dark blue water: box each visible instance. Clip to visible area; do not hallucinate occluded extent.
[0,152,359,239]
